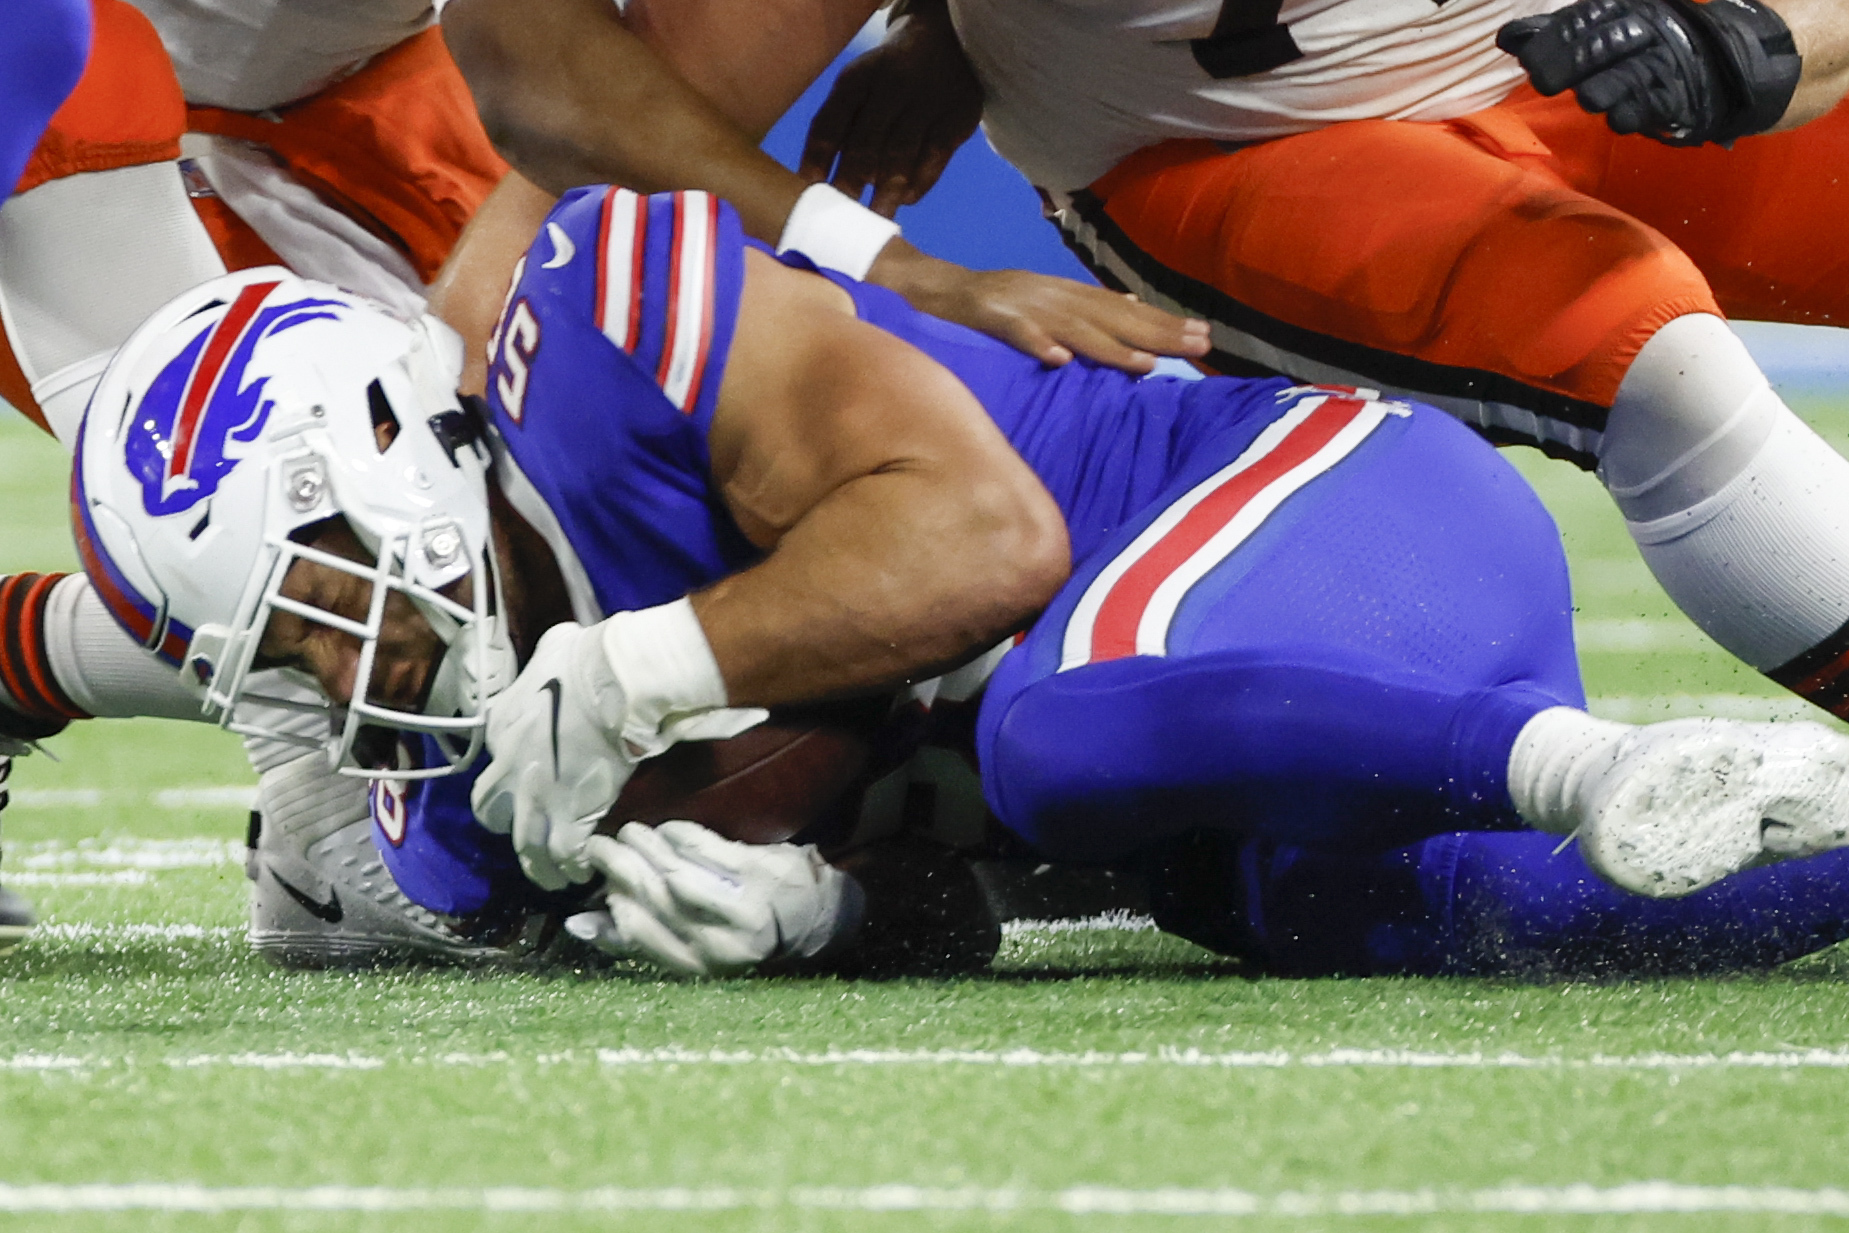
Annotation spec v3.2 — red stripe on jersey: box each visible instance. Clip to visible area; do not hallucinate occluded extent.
[592,189,615,335]
[169,281,277,484]
[1088,397,1367,664]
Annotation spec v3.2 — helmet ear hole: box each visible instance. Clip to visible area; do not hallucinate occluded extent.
[366,379,401,452]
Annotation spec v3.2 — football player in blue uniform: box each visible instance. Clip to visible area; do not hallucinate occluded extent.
[70,174,1849,977]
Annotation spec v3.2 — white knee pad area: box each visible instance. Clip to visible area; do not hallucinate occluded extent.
[1604,314,1849,671]
[0,161,226,444]
[35,575,202,722]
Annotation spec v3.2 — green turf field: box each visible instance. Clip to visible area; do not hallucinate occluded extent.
[6,400,1849,1232]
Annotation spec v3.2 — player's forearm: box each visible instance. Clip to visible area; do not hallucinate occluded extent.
[441,0,805,243]
[1770,0,1849,130]
[690,470,1068,706]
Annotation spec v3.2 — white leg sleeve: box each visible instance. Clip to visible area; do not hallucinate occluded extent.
[1604,314,1849,671]
[0,162,226,445]
[41,575,202,721]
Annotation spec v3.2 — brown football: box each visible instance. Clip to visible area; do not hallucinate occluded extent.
[600,698,895,846]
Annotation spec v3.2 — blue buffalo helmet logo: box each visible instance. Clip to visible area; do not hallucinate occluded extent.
[124,280,346,518]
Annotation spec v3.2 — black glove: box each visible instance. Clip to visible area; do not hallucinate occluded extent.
[1497,0,1801,146]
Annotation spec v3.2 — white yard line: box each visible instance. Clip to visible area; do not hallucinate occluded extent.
[151,787,257,810]
[1,1182,1847,1215]
[8,789,102,808]
[1574,619,1710,653]
[8,787,254,812]
[15,1046,1849,1073]
[15,838,243,870]
[591,1046,1849,1070]
[3,871,151,887]
[26,923,239,942]
[172,1053,386,1071]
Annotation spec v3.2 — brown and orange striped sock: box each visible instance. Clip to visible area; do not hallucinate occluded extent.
[0,572,88,741]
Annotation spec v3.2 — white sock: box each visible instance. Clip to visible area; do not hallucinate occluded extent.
[1605,314,1849,671]
[0,161,226,445]
[252,751,370,862]
[41,575,202,721]
[1506,706,1633,834]
[240,673,336,776]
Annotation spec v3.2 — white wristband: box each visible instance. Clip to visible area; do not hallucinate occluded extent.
[599,598,765,753]
[776,183,901,281]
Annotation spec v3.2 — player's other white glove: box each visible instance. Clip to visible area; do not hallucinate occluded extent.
[471,600,766,890]
[563,822,863,976]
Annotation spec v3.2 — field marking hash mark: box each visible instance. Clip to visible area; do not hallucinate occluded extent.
[2,1182,1849,1215]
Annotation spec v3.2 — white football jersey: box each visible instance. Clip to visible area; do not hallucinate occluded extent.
[948,0,1571,189]
[127,0,441,110]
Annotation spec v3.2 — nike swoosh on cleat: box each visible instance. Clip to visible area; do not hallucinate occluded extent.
[271,872,344,924]
[542,678,564,778]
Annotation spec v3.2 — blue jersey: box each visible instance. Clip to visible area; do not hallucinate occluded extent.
[376,186,1330,915]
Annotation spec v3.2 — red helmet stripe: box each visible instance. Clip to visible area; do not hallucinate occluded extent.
[167,280,279,485]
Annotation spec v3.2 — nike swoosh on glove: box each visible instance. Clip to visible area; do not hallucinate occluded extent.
[563,822,863,976]
[472,622,636,890]
[474,602,768,891]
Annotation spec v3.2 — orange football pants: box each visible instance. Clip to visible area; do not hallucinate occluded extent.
[2,0,507,430]
[1066,85,1849,459]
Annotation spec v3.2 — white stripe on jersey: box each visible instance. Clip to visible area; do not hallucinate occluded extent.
[1058,395,1391,671]
[489,445,603,626]
[658,193,718,413]
[1132,404,1384,653]
[595,189,643,353]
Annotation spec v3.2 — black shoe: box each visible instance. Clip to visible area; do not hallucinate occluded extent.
[0,885,33,954]
[0,754,35,954]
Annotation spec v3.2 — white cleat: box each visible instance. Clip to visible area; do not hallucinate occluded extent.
[1576,718,1849,899]
[246,757,538,968]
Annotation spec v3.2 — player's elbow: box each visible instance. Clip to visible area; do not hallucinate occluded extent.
[958,467,1070,632]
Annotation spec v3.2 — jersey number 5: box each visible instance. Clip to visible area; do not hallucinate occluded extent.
[496,299,541,425]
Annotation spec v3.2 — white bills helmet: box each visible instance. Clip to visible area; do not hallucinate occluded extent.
[72,267,516,778]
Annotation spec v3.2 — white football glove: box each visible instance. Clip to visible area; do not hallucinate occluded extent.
[563,822,861,976]
[471,600,766,890]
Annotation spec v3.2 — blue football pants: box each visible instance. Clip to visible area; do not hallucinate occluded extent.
[979,388,1583,864]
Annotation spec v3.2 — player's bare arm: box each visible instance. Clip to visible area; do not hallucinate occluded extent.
[441,0,1207,374]
[697,246,1071,704]
[440,195,1071,704]
[442,0,819,240]
[427,171,560,396]
[801,0,1212,373]
[433,180,1072,696]
[1773,0,1849,129]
